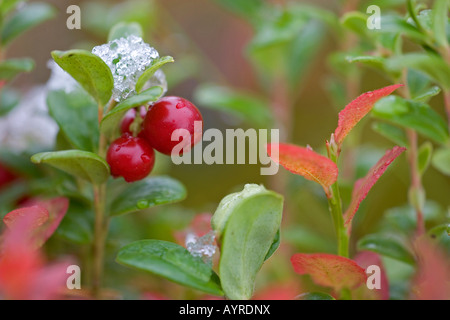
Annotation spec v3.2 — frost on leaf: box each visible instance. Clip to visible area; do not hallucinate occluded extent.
[185,231,217,265]
[334,84,403,147]
[291,253,367,292]
[344,146,406,227]
[92,35,166,101]
[267,143,338,196]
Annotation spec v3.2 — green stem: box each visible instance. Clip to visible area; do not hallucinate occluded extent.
[92,184,106,298]
[328,151,349,258]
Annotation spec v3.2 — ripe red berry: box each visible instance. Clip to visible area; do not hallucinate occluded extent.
[142,96,203,156]
[120,106,147,135]
[106,134,155,183]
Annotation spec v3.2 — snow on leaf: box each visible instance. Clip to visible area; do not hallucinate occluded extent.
[344,146,406,227]
[334,84,403,147]
[291,253,367,292]
[267,143,338,195]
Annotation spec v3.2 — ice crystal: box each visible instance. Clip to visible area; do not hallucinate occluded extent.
[46,60,79,93]
[92,35,162,101]
[186,231,217,265]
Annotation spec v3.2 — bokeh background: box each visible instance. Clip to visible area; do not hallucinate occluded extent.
[2,0,449,299]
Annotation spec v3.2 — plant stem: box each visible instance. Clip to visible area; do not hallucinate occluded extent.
[91,100,115,298]
[92,184,106,298]
[328,151,349,258]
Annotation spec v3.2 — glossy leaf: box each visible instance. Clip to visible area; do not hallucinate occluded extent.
[334,84,403,146]
[51,50,114,106]
[31,150,110,185]
[116,240,223,296]
[417,142,433,175]
[1,2,56,46]
[55,202,93,244]
[291,253,367,291]
[432,0,449,48]
[0,58,34,81]
[212,184,283,300]
[100,86,163,137]
[109,176,187,216]
[432,148,450,176]
[108,22,143,42]
[372,122,408,147]
[268,143,338,195]
[135,56,174,93]
[373,96,449,145]
[357,234,415,265]
[386,54,450,89]
[47,90,99,152]
[413,86,441,102]
[344,146,405,226]
[194,84,272,127]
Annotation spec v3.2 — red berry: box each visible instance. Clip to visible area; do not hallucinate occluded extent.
[142,96,203,156]
[120,106,146,135]
[106,134,155,183]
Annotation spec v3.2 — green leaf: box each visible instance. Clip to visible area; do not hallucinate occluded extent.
[0,87,19,116]
[194,84,272,127]
[347,55,386,71]
[372,96,449,145]
[297,292,336,300]
[0,58,34,81]
[116,240,223,296]
[108,21,143,42]
[372,122,408,147]
[0,0,26,16]
[56,202,93,244]
[341,12,370,37]
[264,229,280,261]
[51,50,114,106]
[47,90,99,152]
[1,2,56,46]
[31,150,110,184]
[417,142,433,175]
[213,0,263,24]
[212,184,283,300]
[287,19,325,89]
[109,176,187,216]
[100,86,163,138]
[432,0,449,48]
[378,14,428,44]
[135,56,174,93]
[386,53,450,89]
[413,86,441,102]
[432,148,450,176]
[357,234,416,265]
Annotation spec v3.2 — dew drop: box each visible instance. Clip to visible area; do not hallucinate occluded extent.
[137,200,149,209]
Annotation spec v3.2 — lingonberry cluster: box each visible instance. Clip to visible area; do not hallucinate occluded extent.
[107,96,203,182]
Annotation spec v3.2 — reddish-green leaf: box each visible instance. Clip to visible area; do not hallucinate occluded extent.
[334,84,403,146]
[3,206,49,231]
[344,146,406,227]
[291,253,366,291]
[267,143,338,195]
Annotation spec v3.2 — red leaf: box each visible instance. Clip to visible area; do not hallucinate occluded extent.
[344,146,405,227]
[412,239,450,300]
[267,143,338,195]
[3,206,49,231]
[37,197,70,243]
[252,283,300,300]
[291,253,367,292]
[334,84,403,146]
[354,251,389,300]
